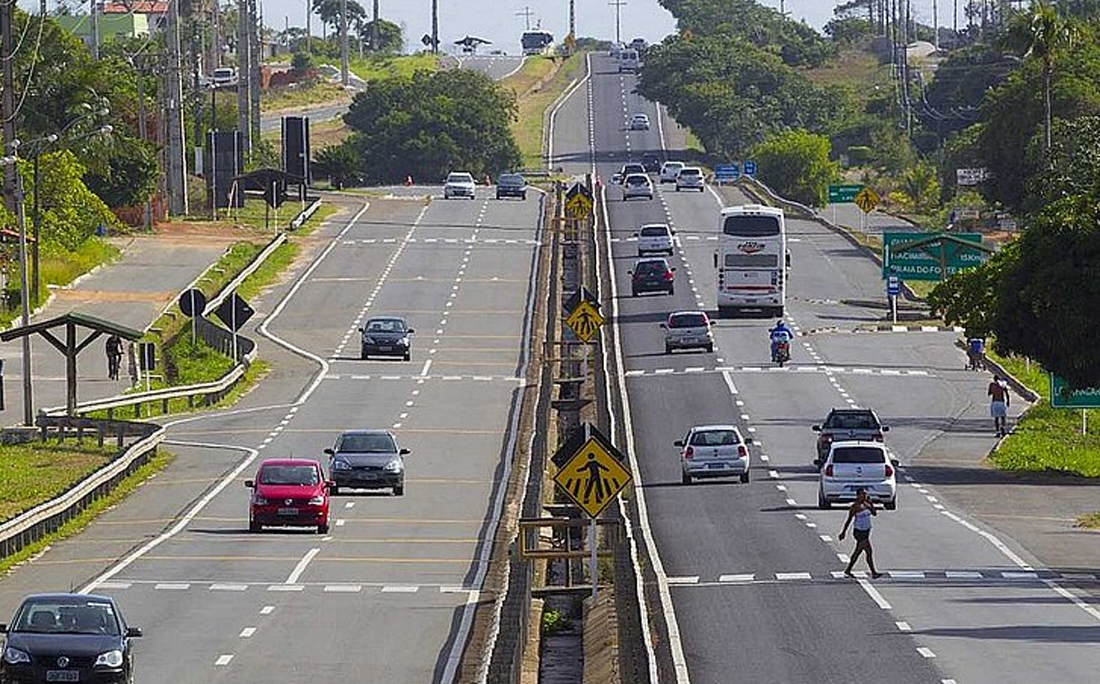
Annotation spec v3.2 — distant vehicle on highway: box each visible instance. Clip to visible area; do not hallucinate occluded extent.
[325,429,409,496]
[629,257,675,297]
[642,153,661,173]
[634,223,675,256]
[630,37,648,52]
[714,204,787,317]
[818,441,898,510]
[676,425,751,484]
[609,42,625,57]
[496,173,528,200]
[618,48,640,73]
[210,66,238,88]
[246,459,331,533]
[622,173,653,201]
[359,316,414,360]
[675,166,705,192]
[0,593,142,684]
[444,172,477,199]
[629,113,651,130]
[521,29,554,56]
[661,310,714,354]
[612,162,647,184]
[659,161,684,184]
[812,408,889,468]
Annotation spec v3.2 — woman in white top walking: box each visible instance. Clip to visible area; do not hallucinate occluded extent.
[839,488,883,578]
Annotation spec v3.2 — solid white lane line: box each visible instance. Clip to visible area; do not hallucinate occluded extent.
[239,627,256,638]
[940,510,1032,569]
[215,655,234,666]
[1043,580,1100,622]
[285,548,320,584]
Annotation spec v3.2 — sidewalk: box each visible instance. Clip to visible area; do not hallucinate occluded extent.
[0,225,244,425]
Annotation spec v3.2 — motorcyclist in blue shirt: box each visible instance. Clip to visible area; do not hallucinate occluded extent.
[769,319,794,362]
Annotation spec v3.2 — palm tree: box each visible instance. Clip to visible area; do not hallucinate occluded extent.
[1002,1,1075,150]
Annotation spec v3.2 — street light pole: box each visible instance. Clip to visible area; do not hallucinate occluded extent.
[4,146,34,426]
[609,0,626,46]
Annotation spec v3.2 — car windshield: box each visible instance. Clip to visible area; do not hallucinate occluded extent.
[635,261,667,275]
[689,430,740,446]
[669,313,706,328]
[447,173,473,183]
[365,319,406,333]
[824,412,879,430]
[259,465,319,485]
[14,599,120,636]
[337,433,397,453]
[831,447,887,464]
[640,226,668,237]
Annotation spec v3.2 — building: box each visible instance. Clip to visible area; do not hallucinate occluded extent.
[55,13,151,46]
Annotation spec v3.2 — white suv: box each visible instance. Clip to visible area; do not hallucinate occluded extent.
[444,172,476,199]
[675,166,705,192]
[659,161,684,184]
[676,425,752,485]
[661,310,714,354]
[818,441,898,510]
[634,223,674,256]
[622,173,653,201]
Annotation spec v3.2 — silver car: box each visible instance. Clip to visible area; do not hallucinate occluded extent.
[325,429,409,496]
[661,310,714,354]
[677,425,752,484]
[675,166,705,192]
[622,173,653,201]
[818,441,898,510]
[659,161,684,184]
[444,171,476,199]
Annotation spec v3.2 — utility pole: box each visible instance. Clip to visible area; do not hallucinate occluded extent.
[609,0,626,45]
[192,22,204,177]
[306,0,312,54]
[90,0,100,59]
[517,5,534,31]
[569,0,575,44]
[166,0,189,214]
[371,0,379,52]
[250,0,261,149]
[237,0,252,157]
[135,55,152,230]
[431,0,438,55]
[933,0,939,51]
[340,0,349,86]
[212,0,222,70]
[1,0,17,217]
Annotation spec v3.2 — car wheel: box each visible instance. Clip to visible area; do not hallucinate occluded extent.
[885,498,897,511]
[740,471,750,484]
[318,523,329,534]
[394,481,405,496]
[249,519,261,533]
[818,490,831,509]
[676,186,681,192]
[681,471,691,485]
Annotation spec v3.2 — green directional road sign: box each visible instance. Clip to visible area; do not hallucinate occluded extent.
[1050,375,1100,409]
[882,232,987,281]
[827,184,865,204]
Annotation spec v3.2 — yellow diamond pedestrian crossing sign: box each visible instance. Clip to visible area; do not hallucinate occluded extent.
[554,437,632,518]
[566,192,593,218]
[854,186,880,214]
[565,300,605,342]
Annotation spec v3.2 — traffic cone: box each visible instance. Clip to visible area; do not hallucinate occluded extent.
[405,175,414,187]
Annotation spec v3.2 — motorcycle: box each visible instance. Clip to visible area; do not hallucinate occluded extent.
[772,339,790,367]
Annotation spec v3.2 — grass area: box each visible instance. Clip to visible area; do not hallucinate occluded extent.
[1,237,120,327]
[348,53,440,81]
[987,349,1100,477]
[261,81,350,114]
[805,46,889,97]
[0,442,118,522]
[509,53,584,169]
[0,450,172,575]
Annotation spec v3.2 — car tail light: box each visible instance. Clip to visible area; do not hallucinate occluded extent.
[872,432,884,442]
[884,464,894,478]
[824,464,833,477]
[664,271,674,281]
[683,446,694,460]
[737,445,748,458]
[820,434,833,444]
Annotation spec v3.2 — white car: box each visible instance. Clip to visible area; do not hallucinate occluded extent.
[818,441,898,510]
[661,310,714,354]
[210,66,238,88]
[676,425,751,484]
[659,161,684,184]
[444,172,477,199]
[622,173,653,201]
[675,166,705,192]
[634,223,674,256]
[629,113,650,130]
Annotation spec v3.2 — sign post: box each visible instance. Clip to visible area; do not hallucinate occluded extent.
[1049,375,1100,434]
[887,273,900,324]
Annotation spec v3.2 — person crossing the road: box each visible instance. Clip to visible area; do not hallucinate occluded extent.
[988,375,1011,437]
[839,488,883,579]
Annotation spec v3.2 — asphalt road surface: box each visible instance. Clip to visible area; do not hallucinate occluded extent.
[0,189,545,682]
[549,53,1100,684]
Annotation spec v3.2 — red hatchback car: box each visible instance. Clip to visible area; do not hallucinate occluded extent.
[245,459,331,534]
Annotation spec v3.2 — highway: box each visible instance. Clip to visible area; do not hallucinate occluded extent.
[551,53,1100,684]
[0,190,545,682]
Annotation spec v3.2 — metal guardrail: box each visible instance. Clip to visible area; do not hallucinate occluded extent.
[0,427,165,560]
[204,232,287,317]
[290,197,323,231]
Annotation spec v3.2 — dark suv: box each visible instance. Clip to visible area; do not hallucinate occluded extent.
[812,408,889,468]
[496,173,527,200]
[629,258,675,296]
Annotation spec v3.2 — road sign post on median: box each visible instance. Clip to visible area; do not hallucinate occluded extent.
[886,273,900,324]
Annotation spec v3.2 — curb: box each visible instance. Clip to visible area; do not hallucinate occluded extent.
[953,338,1041,404]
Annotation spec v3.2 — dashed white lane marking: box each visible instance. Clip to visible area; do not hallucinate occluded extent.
[896,621,912,632]
[945,571,982,579]
[775,572,811,581]
[381,585,420,593]
[260,606,275,615]
[215,655,234,666]
[239,627,256,638]
[889,570,925,579]
[96,582,132,590]
[267,584,304,592]
[211,583,249,592]
[154,583,189,590]
[285,547,320,584]
[917,647,936,658]
[667,576,700,585]
[324,584,363,593]
[819,534,833,542]
[420,359,433,376]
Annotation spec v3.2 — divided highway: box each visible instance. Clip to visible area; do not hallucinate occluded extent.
[552,53,1100,684]
[0,191,544,682]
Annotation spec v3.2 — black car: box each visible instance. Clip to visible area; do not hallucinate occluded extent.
[0,593,141,684]
[359,316,414,360]
[812,408,889,467]
[642,154,661,173]
[325,429,409,496]
[629,257,675,296]
[496,173,528,200]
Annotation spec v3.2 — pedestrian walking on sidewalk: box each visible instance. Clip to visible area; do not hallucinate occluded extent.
[988,375,1011,436]
[106,334,123,380]
[839,488,883,579]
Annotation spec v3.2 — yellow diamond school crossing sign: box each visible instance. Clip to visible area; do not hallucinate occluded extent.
[854,186,881,214]
[554,437,632,518]
[565,299,605,342]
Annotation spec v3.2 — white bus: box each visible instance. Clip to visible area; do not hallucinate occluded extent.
[714,205,787,317]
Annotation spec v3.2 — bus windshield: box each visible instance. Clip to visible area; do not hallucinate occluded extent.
[723,215,780,237]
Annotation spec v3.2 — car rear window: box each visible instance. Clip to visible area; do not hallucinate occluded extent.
[626,176,648,186]
[260,465,320,485]
[623,165,645,174]
[635,260,667,274]
[680,169,701,177]
[640,226,668,237]
[824,412,879,430]
[831,447,887,464]
[689,430,740,446]
[669,313,706,328]
[337,433,397,453]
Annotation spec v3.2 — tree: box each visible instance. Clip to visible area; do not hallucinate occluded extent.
[343,69,521,183]
[899,162,941,212]
[360,18,402,53]
[312,0,365,35]
[82,135,159,208]
[314,142,361,189]
[750,130,839,207]
[927,244,1016,338]
[16,150,122,250]
[993,195,1100,388]
[1023,116,1100,210]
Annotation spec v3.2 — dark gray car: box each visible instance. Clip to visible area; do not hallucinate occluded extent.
[812,408,889,468]
[359,316,413,360]
[325,429,409,495]
[496,173,528,200]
